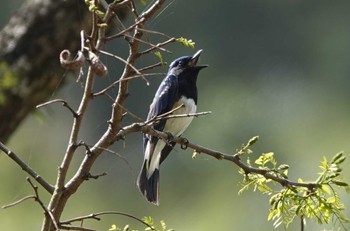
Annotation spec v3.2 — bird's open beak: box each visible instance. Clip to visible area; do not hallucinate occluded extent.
[189,49,208,69]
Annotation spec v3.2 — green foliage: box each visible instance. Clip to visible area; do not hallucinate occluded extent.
[143,216,174,231]
[138,0,147,6]
[176,37,195,49]
[85,0,105,17]
[108,217,174,231]
[0,62,18,104]
[237,135,259,155]
[154,51,166,66]
[238,140,350,230]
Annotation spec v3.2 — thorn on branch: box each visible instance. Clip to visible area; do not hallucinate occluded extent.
[85,172,107,180]
[78,141,93,156]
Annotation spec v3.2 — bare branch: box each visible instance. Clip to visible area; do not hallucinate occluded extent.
[1,195,36,209]
[124,33,173,54]
[60,211,154,230]
[98,49,142,75]
[105,20,142,41]
[36,99,78,118]
[59,225,95,231]
[0,142,54,194]
[157,111,212,121]
[138,62,166,72]
[86,172,107,180]
[93,73,164,97]
[138,37,176,55]
[27,178,59,231]
[98,49,150,84]
[146,103,185,125]
[112,122,318,191]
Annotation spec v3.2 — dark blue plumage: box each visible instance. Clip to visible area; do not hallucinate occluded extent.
[137,50,207,205]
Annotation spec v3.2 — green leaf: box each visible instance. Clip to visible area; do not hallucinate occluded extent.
[330,152,345,164]
[176,37,195,48]
[321,184,331,195]
[154,51,165,65]
[278,164,289,171]
[255,152,274,166]
[332,180,349,187]
[143,216,154,226]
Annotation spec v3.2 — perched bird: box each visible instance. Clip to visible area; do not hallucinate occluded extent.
[137,50,207,205]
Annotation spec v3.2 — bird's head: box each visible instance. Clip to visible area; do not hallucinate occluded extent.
[168,49,208,75]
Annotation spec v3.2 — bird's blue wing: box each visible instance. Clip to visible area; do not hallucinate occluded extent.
[143,75,178,149]
[147,74,178,124]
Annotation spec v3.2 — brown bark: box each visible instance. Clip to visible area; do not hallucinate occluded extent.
[0,0,90,143]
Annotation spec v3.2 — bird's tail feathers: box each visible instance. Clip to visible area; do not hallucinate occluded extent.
[137,161,160,205]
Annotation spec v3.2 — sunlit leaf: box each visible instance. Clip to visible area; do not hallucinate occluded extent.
[176,37,195,48]
[109,224,117,231]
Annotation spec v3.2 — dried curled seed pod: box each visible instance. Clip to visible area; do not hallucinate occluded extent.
[60,49,85,70]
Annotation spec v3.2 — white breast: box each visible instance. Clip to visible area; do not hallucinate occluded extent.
[163,96,197,136]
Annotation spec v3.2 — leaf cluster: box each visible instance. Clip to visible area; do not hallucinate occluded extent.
[237,138,350,230]
[108,217,174,231]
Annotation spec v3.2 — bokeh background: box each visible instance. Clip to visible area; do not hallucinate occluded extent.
[1,0,350,230]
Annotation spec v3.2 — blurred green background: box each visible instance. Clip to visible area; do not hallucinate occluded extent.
[1,0,350,230]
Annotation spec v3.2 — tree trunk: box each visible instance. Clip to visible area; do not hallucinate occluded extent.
[0,0,90,143]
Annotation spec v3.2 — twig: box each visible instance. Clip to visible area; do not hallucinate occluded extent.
[124,33,172,54]
[36,99,78,117]
[86,172,107,180]
[145,104,185,125]
[105,19,142,41]
[158,111,212,120]
[94,146,133,172]
[137,27,174,38]
[59,225,95,231]
[0,142,54,194]
[139,37,176,55]
[60,211,154,230]
[98,49,149,85]
[27,178,59,231]
[98,49,142,75]
[138,62,166,72]
[301,216,304,231]
[129,0,139,17]
[1,195,36,209]
[93,72,164,97]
